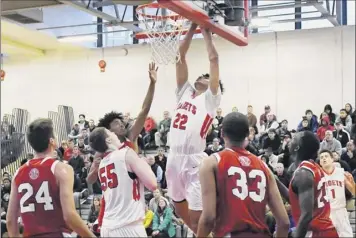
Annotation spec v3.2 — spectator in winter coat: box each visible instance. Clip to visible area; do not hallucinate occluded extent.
[297,117,313,132]
[320,104,336,126]
[317,116,334,141]
[297,110,318,133]
[345,103,354,121]
[276,119,291,140]
[333,122,350,148]
[319,130,342,156]
[335,109,353,133]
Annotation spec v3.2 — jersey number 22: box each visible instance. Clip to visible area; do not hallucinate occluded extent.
[173,113,213,139]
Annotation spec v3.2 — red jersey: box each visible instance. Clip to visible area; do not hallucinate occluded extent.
[13,158,71,237]
[289,160,335,232]
[213,148,271,237]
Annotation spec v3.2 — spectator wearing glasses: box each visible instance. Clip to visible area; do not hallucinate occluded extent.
[205,138,223,155]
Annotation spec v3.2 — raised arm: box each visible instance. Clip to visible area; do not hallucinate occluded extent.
[266,170,290,238]
[197,156,217,237]
[126,148,157,191]
[201,29,219,95]
[86,154,101,184]
[176,23,198,90]
[128,63,158,142]
[292,169,315,238]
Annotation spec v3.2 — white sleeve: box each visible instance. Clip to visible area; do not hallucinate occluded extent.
[205,87,222,116]
[175,81,192,103]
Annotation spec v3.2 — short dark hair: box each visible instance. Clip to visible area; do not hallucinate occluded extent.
[340,109,347,113]
[98,111,124,129]
[79,114,86,119]
[196,73,225,94]
[305,109,313,115]
[222,112,249,143]
[27,118,55,153]
[319,149,333,157]
[89,127,109,153]
[298,131,320,160]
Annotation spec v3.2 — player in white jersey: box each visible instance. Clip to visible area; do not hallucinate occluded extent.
[319,149,356,237]
[166,23,223,234]
[89,127,157,237]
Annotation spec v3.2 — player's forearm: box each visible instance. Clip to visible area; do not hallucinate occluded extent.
[197,216,214,237]
[202,31,219,61]
[179,24,197,57]
[66,212,95,237]
[86,165,99,184]
[6,219,20,237]
[294,212,312,238]
[275,221,290,238]
[275,177,290,202]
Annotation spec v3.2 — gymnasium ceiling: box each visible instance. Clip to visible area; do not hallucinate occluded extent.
[1,0,354,61]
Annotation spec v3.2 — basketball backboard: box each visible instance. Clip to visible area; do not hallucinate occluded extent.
[136,0,249,46]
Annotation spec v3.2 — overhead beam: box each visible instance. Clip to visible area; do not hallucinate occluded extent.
[249,1,314,13]
[58,0,142,32]
[311,1,340,26]
[1,37,45,57]
[1,0,61,13]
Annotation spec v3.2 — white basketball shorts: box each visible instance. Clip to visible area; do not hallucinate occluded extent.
[100,223,147,237]
[330,207,353,237]
[165,152,207,211]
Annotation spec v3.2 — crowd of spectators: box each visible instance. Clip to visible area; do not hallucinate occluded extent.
[1,102,356,237]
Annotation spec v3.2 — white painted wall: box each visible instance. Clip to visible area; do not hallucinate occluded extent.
[1,25,355,128]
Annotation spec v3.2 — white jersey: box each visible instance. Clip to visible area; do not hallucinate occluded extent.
[324,167,346,210]
[98,148,145,229]
[169,81,221,154]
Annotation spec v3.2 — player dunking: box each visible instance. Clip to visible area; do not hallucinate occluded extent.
[288,131,338,237]
[319,149,355,237]
[166,23,223,233]
[89,127,157,237]
[6,118,95,237]
[197,112,290,237]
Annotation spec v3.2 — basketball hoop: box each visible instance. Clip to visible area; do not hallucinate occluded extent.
[136,2,201,65]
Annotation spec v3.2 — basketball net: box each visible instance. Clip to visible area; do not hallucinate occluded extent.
[136,4,192,65]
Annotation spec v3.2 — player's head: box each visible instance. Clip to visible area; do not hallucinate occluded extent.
[221,112,249,147]
[27,118,57,154]
[289,131,320,162]
[194,73,224,94]
[319,149,334,170]
[89,127,122,153]
[98,111,126,138]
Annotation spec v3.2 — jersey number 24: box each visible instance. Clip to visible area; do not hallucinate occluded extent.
[228,167,267,202]
[173,113,213,139]
[18,181,54,213]
[99,163,141,201]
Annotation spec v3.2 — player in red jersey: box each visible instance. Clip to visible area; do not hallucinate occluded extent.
[288,131,338,238]
[197,112,289,238]
[6,118,95,238]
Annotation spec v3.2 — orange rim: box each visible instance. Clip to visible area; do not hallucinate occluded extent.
[136,2,183,21]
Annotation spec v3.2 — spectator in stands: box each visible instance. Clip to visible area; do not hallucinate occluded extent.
[154,147,167,173]
[205,138,224,155]
[263,128,281,154]
[232,106,238,112]
[68,145,85,177]
[123,112,134,126]
[341,141,356,171]
[58,140,68,157]
[143,116,157,148]
[81,128,89,145]
[335,109,353,133]
[246,105,257,127]
[206,124,218,146]
[88,119,96,132]
[248,126,260,150]
[333,122,350,148]
[332,151,351,172]
[147,157,163,186]
[152,198,176,238]
[276,119,290,140]
[259,105,276,128]
[155,111,171,149]
[279,135,292,168]
[297,117,313,132]
[78,114,89,131]
[345,103,353,117]
[262,147,279,171]
[320,104,336,126]
[87,197,101,229]
[81,156,91,189]
[1,177,11,212]
[261,112,279,133]
[317,116,334,141]
[68,124,81,143]
[320,130,342,156]
[215,108,224,127]
[297,110,318,133]
[144,204,154,236]
[63,139,74,161]
[275,163,289,187]
[149,189,169,212]
[78,137,90,154]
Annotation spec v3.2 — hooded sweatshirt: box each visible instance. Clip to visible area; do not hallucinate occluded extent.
[319,138,342,156]
[317,117,334,141]
[320,104,336,125]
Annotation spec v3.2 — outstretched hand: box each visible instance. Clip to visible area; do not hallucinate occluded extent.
[148,62,159,83]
